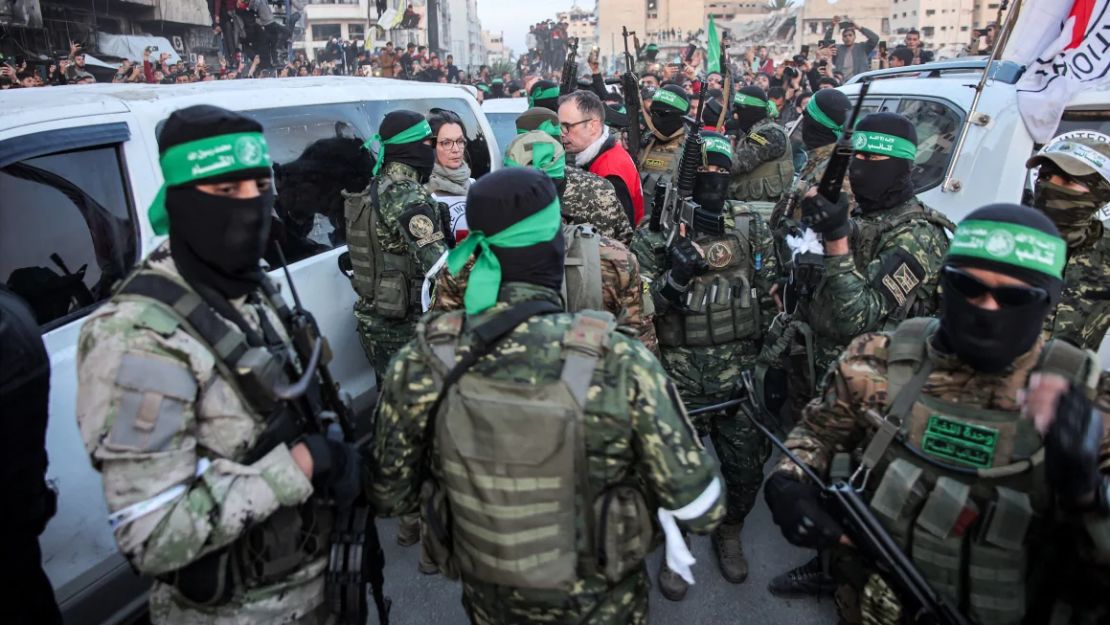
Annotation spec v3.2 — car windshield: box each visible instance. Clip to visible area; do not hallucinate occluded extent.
[485,111,519,164]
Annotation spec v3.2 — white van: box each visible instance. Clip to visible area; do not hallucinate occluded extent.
[0,76,497,625]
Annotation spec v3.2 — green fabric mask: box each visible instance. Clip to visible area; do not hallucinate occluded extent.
[447,198,562,314]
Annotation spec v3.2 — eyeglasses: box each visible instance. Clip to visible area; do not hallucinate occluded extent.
[942,267,1048,308]
[560,118,595,133]
[437,138,467,149]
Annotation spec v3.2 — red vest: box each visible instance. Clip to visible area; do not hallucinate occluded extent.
[589,143,645,225]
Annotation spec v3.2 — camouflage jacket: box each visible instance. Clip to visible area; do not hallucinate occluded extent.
[809,198,949,374]
[431,228,659,357]
[367,283,724,621]
[729,118,792,202]
[1046,223,1110,351]
[76,242,323,624]
[638,128,686,213]
[564,167,634,246]
[777,331,1110,481]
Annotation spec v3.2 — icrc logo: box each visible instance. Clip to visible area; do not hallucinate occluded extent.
[985,229,1015,258]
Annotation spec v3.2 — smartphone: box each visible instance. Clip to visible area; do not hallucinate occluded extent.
[879,41,887,55]
[800,44,810,58]
[819,39,836,48]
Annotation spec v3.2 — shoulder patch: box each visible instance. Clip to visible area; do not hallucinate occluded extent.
[873,248,927,310]
[747,132,769,146]
[135,304,180,337]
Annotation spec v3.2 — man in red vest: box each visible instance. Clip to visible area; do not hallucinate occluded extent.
[558,90,645,227]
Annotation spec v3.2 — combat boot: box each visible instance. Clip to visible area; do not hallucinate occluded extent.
[418,543,439,575]
[712,522,748,583]
[396,513,420,547]
[657,558,689,601]
[767,555,837,597]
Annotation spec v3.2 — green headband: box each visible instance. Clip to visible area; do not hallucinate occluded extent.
[947,220,1066,279]
[703,135,733,161]
[734,92,775,117]
[504,142,566,179]
[365,119,433,176]
[447,197,562,314]
[653,89,690,113]
[806,97,843,134]
[148,131,272,236]
[529,86,560,107]
[852,131,917,161]
[517,119,561,138]
[477,84,491,93]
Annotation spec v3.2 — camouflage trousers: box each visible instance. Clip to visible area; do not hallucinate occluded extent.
[460,567,649,625]
[661,341,770,524]
[354,298,419,381]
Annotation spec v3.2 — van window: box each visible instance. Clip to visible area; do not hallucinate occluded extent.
[243,97,490,266]
[0,145,137,329]
[898,98,962,192]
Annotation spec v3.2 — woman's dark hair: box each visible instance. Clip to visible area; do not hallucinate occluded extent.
[428,108,466,139]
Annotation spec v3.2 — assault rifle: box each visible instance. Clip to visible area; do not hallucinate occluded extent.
[621,26,642,158]
[734,371,973,625]
[560,37,580,95]
[274,244,391,625]
[657,81,711,240]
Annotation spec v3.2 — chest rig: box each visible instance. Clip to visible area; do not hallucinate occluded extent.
[415,308,656,590]
[846,319,1097,625]
[729,121,795,203]
[344,176,422,319]
[639,133,684,215]
[657,205,765,347]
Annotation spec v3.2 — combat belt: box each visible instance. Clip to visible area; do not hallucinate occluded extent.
[114,268,388,624]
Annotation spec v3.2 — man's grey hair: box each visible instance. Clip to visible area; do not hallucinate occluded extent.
[559,90,606,122]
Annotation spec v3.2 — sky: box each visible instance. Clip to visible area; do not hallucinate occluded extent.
[476,0,580,57]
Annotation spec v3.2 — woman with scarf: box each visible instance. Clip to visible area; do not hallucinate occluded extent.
[426,109,474,242]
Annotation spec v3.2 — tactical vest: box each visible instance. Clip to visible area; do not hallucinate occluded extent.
[112,267,334,606]
[416,310,656,589]
[639,133,684,216]
[657,204,765,347]
[730,122,795,203]
[344,176,422,319]
[852,319,1100,625]
[561,223,604,313]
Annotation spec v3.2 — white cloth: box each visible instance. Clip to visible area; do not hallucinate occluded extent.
[656,477,722,585]
[421,250,450,312]
[1003,0,1110,143]
[574,126,611,168]
[785,227,823,259]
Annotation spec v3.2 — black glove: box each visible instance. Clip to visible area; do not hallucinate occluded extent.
[1045,384,1104,507]
[301,433,362,508]
[667,236,709,286]
[801,191,851,240]
[764,472,845,550]
[436,201,455,249]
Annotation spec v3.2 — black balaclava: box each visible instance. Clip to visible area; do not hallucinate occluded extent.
[734,85,770,134]
[849,112,918,213]
[1031,159,1110,248]
[650,84,690,138]
[937,204,1065,373]
[159,105,274,299]
[529,79,560,112]
[692,132,734,236]
[802,89,850,150]
[380,110,435,183]
[701,97,724,128]
[466,168,566,293]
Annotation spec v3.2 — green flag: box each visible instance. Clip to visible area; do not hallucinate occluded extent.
[707,15,720,73]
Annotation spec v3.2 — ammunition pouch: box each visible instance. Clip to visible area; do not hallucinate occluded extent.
[373,253,418,319]
[233,345,290,412]
[657,274,761,347]
[326,504,382,625]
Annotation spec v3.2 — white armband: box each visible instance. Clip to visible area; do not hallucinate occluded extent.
[655,476,722,585]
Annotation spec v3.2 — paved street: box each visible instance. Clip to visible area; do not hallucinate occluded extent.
[375,458,838,625]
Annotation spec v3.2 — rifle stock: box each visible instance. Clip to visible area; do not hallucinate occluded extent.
[560,37,580,95]
[622,27,642,157]
[817,79,871,203]
[735,371,972,625]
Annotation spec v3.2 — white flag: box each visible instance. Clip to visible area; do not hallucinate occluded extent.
[1003,0,1109,144]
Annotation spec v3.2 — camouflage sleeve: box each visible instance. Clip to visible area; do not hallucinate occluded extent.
[564,171,634,245]
[622,337,725,531]
[775,333,889,481]
[378,181,450,272]
[600,238,660,357]
[753,212,780,335]
[814,221,946,343]
[366,341,436,517]
[1051,242,1110,351]
[1100,371,1110,472]
[732,127,788,175]
[430,258,471,312]
[76,308,313,576]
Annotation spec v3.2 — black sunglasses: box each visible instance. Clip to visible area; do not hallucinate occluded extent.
[942,267,1048,307]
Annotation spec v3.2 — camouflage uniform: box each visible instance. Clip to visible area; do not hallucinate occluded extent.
[729,118,795,203]
[809,197,950,378]
[777,325,1110,625]
[563,167,634,245]
[632,203,778,524]
[1044,221,1110,351]
[638,128,686,214]
[76,243,327,625]
[346,161,449,376]
[367,282,725,625]
[432,230,659,356]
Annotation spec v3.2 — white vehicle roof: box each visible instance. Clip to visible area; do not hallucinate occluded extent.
[0,77,481,133]
[481,97,530,114]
